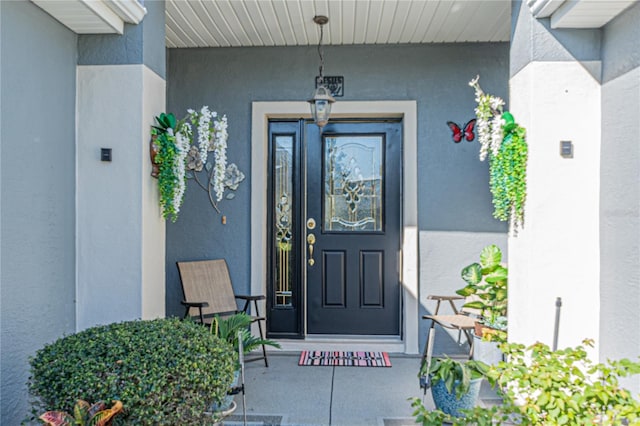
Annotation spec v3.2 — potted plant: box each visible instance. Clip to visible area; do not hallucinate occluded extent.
[418,356,488,419]
[457,244,507,334]
[209,313,281,414]
[456,244,507,364]
[211,312,281,360]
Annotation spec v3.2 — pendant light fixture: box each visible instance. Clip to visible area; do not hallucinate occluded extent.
[308,15,335,128]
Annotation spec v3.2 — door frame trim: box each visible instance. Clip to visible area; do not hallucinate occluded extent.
[251,101,419,354]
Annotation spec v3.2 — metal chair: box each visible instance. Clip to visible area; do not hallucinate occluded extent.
[177,259,269,366]
[420,294,478,392]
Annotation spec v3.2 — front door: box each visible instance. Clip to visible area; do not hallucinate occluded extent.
[267,120,402,337]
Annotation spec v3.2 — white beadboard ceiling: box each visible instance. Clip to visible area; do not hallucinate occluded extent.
[30,0,638,46]
[165,0,513,48]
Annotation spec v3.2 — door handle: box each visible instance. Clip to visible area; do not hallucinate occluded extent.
[307,233,316,266]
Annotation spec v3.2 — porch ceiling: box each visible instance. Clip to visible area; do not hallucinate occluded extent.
[29,0,638,47]
[165,0,512,48]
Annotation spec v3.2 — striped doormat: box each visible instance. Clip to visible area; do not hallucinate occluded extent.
[298,351,392,367]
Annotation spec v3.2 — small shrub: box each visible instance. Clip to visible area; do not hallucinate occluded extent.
[411,339,640,426]
[488,339,640,425]
[29,318,236,425]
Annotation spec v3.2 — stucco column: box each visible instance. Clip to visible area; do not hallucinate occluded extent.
[508,0,602,355]
[76,1,166,329]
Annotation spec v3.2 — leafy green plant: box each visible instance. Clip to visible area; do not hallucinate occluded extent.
[412,339,640,425]
[490,112,528,229]
[151,112,184,222]
[410,397,502,426]
[419,357,488,399]
[211,312,280,357]
[486,339,640,425]
[29,318,236,425]
[39,400,123,426]
[456,244,508,332]
[415,357,488,422]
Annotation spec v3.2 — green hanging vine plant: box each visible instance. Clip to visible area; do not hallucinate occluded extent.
[151,112,185,222]
[469,76,528,234]
[490,112,528,227]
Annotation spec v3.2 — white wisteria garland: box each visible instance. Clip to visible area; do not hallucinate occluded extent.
[469,76,505,161]
[172,124,191,216]
[211,115,228,202]
[151,106,243,221]
[188,106,213,168]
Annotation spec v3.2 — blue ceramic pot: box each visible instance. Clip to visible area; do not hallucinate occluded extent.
[431,377,482,417]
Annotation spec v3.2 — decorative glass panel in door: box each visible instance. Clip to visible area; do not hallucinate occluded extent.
[274,135,293,307]
[267,122,303,338]
[324,136,383,232]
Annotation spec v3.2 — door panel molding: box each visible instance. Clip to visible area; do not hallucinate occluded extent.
[251,101,419,354]
[361,251,384,308]
[323,251,347,307]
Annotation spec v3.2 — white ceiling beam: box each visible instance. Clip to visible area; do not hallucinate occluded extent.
[30,0,146,34]
[105,0,146,24]
[528,0,566,18]
[551,0,638,29]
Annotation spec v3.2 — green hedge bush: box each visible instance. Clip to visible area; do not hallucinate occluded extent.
[29,318,236,425]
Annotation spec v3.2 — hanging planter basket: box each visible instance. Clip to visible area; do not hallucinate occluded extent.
[150,134,160,178]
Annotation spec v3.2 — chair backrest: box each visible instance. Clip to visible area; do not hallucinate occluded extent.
[177,259,238,320]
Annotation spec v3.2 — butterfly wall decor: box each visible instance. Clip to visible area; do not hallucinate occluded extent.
[447,119,476,143]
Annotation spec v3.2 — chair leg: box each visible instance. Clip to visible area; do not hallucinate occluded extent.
[420,325,436,392]
[253,300,268,367]
[420,321,437,368]
[465,329,475,359]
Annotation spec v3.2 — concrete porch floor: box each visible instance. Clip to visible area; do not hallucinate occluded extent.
[222,352,501,426]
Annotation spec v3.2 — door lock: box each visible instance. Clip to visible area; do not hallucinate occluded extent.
[307,233,316,266]
[306,218,316,230]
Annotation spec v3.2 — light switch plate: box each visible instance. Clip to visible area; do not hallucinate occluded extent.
[560,141,573,158]
[101,148,112,162]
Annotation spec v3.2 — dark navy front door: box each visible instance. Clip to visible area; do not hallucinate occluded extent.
[305,121,402,335]
[266,119,402,337]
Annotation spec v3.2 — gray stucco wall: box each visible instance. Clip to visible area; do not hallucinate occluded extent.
[600,3,640,392]
[510,0,639,389]
[602,1,640,84]
[0,1,77,422]
[78,0,165,78]
[510,0,602,80]
[166,43,509,318]
[142,0,166,78]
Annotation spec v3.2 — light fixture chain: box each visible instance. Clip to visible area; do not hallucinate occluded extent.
[308,15,335,129]
[317,23,324,80]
